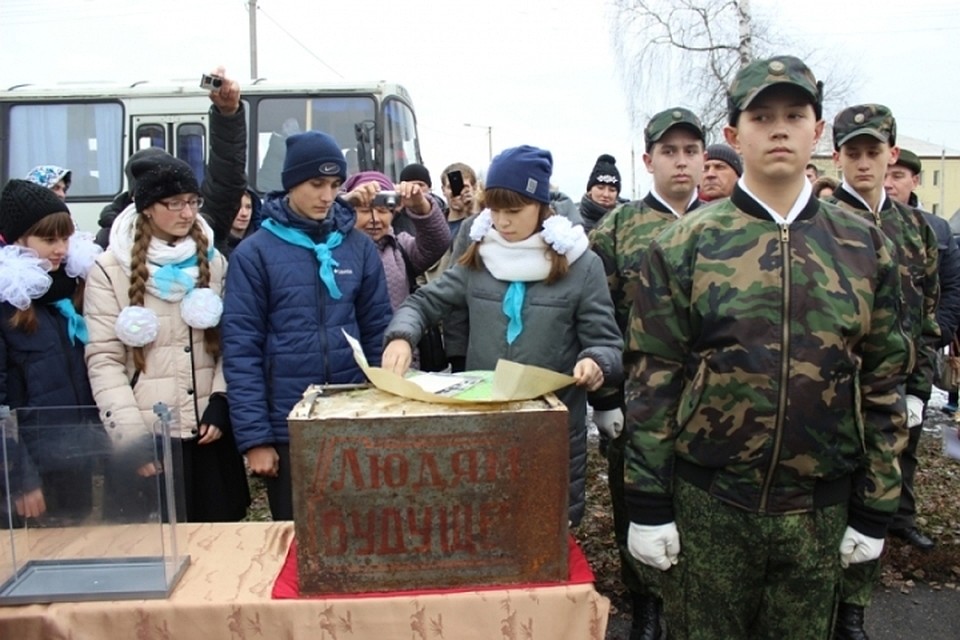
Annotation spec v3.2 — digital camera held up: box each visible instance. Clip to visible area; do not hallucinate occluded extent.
[372,190,399,209]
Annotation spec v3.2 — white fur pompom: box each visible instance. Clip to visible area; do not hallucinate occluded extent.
[469,209,494,242]
[540,215,585,255]
[180,287,223,329]
[65,231,103,279]
[0,245,53,310]
[115,305,160,347]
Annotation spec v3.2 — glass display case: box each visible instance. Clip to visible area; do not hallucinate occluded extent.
[0,404,190,604]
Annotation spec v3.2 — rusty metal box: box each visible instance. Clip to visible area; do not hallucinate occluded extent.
[288,385,569,594]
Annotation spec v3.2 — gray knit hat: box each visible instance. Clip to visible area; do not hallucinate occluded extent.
[705,144,743,176]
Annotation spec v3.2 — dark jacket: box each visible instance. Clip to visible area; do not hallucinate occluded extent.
[920,211,960,345]
[1,296,106,482]
[94,104,248,252]
[222,195,392,454]
[221,187,264,260]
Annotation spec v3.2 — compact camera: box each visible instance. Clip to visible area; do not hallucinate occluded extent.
[372,191,399,209]
[199,74,223,91]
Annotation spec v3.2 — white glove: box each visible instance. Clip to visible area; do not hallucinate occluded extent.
[905,394,924,428]
[593,409,624,439]
[628,522,680,571]
[838,526,885,568]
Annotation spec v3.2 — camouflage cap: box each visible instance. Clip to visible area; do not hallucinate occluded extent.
[833,104,897,149]
[727,55,821,118]
[644,108,704,149]
[895,148,922,175]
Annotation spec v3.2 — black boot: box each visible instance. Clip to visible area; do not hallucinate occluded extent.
[630,594,665,640]
[834,603,870,640]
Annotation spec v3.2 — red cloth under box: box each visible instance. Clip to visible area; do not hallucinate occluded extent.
[272,534,595,599]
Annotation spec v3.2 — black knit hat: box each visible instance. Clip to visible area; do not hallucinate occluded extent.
[130,155,201,212]
[586,154,621,193]
[399,163,432,187]
[705,144,743,176]
[0,178,70,244]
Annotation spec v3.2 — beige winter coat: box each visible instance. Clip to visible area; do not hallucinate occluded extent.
[84,251,227,447]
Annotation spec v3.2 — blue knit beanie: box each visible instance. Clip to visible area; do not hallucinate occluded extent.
[485,145,552,204]
[281,131,347,191]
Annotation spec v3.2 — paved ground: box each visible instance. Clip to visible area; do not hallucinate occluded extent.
[603,584,960,639]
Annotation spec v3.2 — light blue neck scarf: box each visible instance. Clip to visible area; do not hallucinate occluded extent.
[50,298,88,346]
[503,281,526,344]
[152,248,215,299]
[262,218,344,299]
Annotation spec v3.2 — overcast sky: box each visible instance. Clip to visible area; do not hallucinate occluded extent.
[1,0,958,199]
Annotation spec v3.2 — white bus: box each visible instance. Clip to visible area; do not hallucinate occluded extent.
[0,79,422,232]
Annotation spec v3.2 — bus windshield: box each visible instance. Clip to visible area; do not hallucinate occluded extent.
[255,96,376,193]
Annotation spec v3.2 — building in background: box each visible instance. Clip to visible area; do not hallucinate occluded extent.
[810,125,960,218]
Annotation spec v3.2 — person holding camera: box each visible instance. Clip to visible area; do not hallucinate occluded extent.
[341,171,449,309]
[222,131,392,521]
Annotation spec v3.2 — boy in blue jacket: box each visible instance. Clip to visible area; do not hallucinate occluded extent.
[222,131,392,520]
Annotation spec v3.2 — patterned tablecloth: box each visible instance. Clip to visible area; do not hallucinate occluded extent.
[0,521,610,640]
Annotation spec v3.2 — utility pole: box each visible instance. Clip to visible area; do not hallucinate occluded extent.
[464,123,493,162]
[248,1,259,79]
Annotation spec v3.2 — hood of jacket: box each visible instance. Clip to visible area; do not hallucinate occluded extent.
[261,191,357,242]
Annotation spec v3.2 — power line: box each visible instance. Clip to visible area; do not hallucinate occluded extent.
[256,7,344,79]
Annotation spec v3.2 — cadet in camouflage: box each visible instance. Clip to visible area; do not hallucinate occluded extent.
[624,55,910,640]
[588,106,706,640]
[827,103,940,639]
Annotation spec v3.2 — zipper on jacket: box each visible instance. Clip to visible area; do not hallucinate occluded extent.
[760,223,792,512]
[316,275,331,382]
[54,312,86,405]
[188,328,200,436]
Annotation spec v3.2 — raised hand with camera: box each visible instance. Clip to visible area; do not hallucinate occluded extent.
[203,66,240,117]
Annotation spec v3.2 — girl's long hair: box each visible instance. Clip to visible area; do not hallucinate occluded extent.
[8,212,82,333]
[458,188,569,284]
[127,215,220,372]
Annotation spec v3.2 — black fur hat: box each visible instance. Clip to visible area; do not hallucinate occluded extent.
[130,155,200,212]
[0,178,70,244]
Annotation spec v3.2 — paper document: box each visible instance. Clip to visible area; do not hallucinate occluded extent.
[342,330,574,404]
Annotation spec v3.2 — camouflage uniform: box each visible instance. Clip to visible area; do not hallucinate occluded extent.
[588,108,705,632]
[624,57,910,640]
[826,105,940,609]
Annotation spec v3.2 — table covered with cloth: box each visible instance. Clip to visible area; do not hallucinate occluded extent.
[0,521,610,639]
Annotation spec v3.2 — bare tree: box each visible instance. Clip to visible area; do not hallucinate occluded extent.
[610,0,857,140]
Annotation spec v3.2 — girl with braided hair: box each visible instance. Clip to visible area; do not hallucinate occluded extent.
[84,154,249,522]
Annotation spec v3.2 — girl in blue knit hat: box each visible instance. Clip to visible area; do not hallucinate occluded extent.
[381,145,623,526]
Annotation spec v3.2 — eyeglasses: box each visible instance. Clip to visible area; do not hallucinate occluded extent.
[159,197,204,212]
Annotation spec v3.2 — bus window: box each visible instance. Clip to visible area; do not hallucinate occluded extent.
[8,102,123,197]
[176,123,206,185]
[135,123,166,151]
[382,100,418,182]
[255,96,376,193]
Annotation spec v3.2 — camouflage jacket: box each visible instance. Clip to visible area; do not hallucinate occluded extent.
[589,193,703,334]
[826,187,940,401]
[624,186,909,538]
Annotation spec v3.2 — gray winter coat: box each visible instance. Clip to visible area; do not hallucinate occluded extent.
[384,251,623,525]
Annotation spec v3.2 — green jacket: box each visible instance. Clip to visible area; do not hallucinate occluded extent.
[826,187,940,401]
[590,193,703,334]
[624,187,909,539]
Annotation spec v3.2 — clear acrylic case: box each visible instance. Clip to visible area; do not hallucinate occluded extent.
[0,404,190,604]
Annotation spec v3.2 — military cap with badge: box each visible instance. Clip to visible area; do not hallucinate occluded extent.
[726,55,823,123]
[832,104,897,150]
[644,107,705,150]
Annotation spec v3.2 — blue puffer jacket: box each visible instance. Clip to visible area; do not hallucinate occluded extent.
[222,194,392,453]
